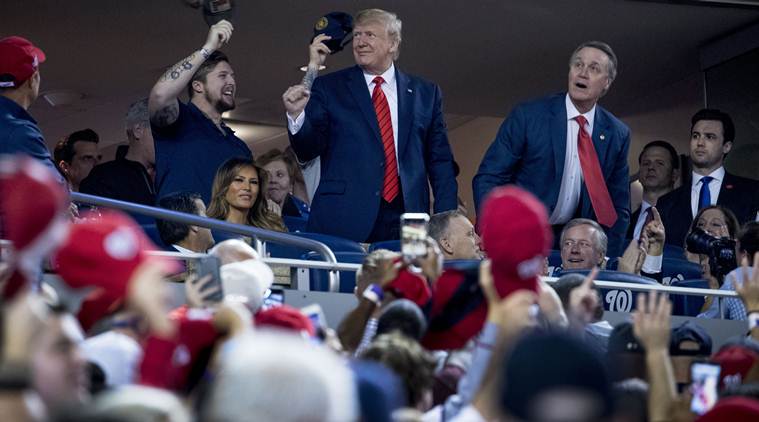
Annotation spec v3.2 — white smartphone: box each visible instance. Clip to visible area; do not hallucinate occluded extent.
[400,213,429,262]
[690,362,721,415]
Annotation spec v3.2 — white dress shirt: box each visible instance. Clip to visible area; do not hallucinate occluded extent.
[632,200,653,240]
[690,166,725,218]
[549,94,596,224]
[287,64,400,169]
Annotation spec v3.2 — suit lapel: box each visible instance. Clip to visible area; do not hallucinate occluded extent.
[550,96,567,186]
[591,108,612,165]
[346,66,382,144]
[396,68,413,159]
[716,172,737,208]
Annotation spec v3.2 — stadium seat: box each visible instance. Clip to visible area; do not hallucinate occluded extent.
[559,269,659,313]
[670,278,708,317]
[661,258,702,286]
[368,240,401,252]
[305,251,367,293]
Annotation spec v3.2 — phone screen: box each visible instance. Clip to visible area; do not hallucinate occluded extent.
[195,255,223,303]
[400,213,429,262]
[690,362,721,415]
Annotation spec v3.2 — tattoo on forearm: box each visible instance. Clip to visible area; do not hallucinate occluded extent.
[160,53,197,82]
[300,66,319,90]
[150,103,179,127]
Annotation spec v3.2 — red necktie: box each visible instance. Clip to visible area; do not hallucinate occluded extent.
[372,76,399,203]
[574,115,617,227]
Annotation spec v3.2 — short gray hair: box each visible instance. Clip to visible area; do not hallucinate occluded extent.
[428,210,465,244]
[125,98,149,140]
[569,40,618,83]
[560,218,608,256]
[355,8,402,60]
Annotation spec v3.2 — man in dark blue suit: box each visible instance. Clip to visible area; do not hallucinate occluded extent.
[282,9,458,242]
[473,41,630,258]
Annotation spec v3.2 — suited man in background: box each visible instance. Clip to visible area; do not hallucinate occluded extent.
[657,109,759,247]
[473,41,630,257]
[627,140,679,240]
[282,9,458,243]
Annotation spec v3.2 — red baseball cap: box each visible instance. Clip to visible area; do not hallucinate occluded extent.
[254,305,315,337]
[385,268,432,308]
[0,36,46,88]
[711,345,759,390]
[480,185,552,298]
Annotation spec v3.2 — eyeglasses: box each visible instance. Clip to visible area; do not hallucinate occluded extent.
[562,239,594,250]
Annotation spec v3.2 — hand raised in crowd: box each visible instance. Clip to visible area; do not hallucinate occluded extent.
[128,260,176,338]
[632,290,672,352]
[415,237,444,284]
[567,267,600,327]
[308,33,332,67]
[617,237,647,275]
[537,279,569,328]
[203,19,234,53]
[480,259,538,336]
[735,252,759,313]
[184,274,220,308]
[642,207,665,257]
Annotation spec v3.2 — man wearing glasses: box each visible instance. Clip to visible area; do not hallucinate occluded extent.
[473,41,631,258]
[657,109,759,247]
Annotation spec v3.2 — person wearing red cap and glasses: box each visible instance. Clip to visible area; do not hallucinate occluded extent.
[0,36,64,184]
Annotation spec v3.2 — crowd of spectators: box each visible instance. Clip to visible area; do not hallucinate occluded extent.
[2,5,759,421]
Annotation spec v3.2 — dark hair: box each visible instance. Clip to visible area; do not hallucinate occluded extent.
[186,51,230,100]
[157,192,203,245]
[638,140,679,170]
[428,210,465,243]
[738,221,759,258]
[376,299,427,341]
[206,157,286,232]
[360,332,436,407]
[691,108,735,144]
[689,205,740,240]
[53,128,100,164]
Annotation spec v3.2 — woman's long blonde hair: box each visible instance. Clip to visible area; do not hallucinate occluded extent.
[206,157,286,232]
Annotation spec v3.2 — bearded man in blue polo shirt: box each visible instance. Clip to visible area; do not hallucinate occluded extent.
[149,20,251,203]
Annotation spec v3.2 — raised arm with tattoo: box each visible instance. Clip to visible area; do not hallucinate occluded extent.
[148,20,233,127]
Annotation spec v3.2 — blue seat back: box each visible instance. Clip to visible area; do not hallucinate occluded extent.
[547,250,562,274]
[560,269,659,313]
[268,232,365,259]
[663,244,686,260]
[368,240,401,252]
[661,258,702,286]
[305,251,367,293]
[670,278,708,316]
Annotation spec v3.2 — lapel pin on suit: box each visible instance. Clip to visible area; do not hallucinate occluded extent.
[407,88,413,93]
[725,184,734,190]
[599,134,605,141]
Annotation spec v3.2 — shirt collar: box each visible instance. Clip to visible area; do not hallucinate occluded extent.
[363,63,396,88]
[565,93,596,129]
[691,166,725,188]
[0,95,37,124]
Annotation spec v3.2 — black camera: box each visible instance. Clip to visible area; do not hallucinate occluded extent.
[685,228,737,282]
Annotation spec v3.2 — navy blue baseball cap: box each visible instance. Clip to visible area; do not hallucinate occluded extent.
[312,12,354,54]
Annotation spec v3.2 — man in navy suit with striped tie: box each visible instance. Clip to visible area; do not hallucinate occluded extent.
[282,8,458,242]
